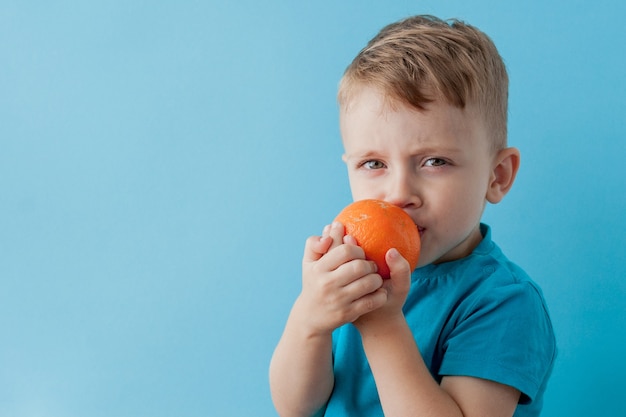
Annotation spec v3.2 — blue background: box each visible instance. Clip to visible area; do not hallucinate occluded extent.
[1,1,624,416]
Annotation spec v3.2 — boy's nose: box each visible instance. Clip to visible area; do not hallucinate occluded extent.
[386,173,422,209]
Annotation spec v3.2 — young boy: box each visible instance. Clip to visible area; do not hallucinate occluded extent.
[270,15,556,417]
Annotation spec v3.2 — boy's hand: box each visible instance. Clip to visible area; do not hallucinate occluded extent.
[353,247,412,333]
[295,222,386,336]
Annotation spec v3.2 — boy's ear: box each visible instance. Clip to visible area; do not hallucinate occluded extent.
[486,147,520,204]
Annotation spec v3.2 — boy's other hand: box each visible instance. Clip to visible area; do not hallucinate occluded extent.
[353,248,412,332]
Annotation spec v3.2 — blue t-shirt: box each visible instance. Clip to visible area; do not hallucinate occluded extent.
[325,224,556,417]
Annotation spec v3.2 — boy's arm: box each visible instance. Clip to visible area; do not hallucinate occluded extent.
[355,249,520,417]
[269,299,334,417]
[270,223,384,417]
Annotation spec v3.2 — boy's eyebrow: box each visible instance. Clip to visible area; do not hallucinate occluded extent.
[416,145,464,156]
[344,150,380,159]
[345,146,464,159]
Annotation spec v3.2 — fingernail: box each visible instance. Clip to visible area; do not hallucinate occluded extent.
[343,235,357,245]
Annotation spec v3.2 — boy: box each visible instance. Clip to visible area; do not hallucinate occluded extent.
[270,15,556,417]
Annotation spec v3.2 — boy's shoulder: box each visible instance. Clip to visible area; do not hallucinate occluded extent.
[411,224,545,305]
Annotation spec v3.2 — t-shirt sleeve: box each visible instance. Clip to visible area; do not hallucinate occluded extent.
[438,280,556,403]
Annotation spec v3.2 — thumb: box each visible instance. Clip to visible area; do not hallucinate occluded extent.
[386,248,411,288]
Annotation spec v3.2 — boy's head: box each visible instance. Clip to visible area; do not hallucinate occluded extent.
[338,15,508,152]
[338,15,520,266]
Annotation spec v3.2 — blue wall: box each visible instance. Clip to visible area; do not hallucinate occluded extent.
[1,1,624,416]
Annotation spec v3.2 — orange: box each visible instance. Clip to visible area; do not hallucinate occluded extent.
[334,199,420,279]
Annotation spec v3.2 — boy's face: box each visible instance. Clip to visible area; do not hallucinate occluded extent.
[340,87,497,267]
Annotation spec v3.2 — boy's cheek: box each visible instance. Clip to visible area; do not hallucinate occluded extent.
[348,180,380,201]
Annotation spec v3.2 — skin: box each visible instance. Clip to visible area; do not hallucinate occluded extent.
[269,85,521,417]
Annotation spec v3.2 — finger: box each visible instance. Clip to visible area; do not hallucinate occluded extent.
[320,243,368,277]
[343,234,358,246]
[334,257,379,285]
[350,287,388,319]
[327,221,346,251]
[302,235,333,262]
[341,268,383,296]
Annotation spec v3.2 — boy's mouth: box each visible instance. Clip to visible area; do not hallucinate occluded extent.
[416,225,425,237]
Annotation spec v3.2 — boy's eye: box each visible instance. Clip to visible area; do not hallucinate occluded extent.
[424,158,447,167]
[362,160,386,170]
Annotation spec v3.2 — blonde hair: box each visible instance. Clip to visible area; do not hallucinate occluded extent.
[338,15,509,151]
